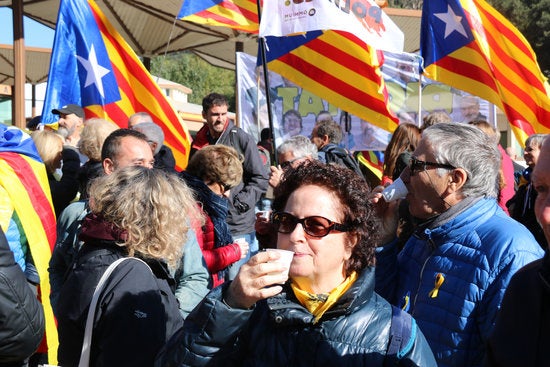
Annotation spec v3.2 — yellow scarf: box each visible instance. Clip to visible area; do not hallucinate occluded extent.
[291,272,358,324]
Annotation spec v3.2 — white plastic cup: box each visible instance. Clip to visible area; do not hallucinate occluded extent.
[381,177,408,202]
[234,238,248,246]
[258,210,271,219]
[266,248,294,277]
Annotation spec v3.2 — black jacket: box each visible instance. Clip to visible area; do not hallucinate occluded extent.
[0,229,44,365]
[154,145,177,174]
[50,146,80,216]
[56,241,183,367]
[156,268,436,367]
[485,251,550,367]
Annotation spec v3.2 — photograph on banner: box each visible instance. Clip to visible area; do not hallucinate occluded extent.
[237,52,495,153]
[383,51,494,127]
[237,52,391,151]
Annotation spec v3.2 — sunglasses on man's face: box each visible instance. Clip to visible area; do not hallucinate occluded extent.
[271,212,350,238]
[408,157,456,176]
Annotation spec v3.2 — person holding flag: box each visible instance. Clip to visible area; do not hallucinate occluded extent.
[0,124,58,365]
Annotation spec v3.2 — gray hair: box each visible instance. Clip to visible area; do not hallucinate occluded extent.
[277,135,318,159]
[422,123,500,198]
[132,122,164,155]
[525,134,547,149]
[128,112,153,128]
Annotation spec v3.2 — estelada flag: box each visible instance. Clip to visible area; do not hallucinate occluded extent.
[178,0,259,33]
[0,125,57,363]
[259,0,400,133]
[41,0,192,169]
[263,31,399,133]
[421,0,550,143]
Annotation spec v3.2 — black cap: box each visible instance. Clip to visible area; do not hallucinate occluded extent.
[52,104,84,118]
[26,115,42,130]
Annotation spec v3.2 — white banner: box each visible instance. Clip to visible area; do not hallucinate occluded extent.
[237,52,495,151]
[259,0,404,53]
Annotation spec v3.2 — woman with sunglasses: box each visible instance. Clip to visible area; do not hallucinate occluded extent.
[157,160,436,367]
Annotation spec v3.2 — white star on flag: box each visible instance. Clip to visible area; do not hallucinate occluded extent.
[434,5,468,39]
[76,45,111,98]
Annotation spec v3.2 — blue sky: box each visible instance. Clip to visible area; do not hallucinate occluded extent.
[0,8,54,48]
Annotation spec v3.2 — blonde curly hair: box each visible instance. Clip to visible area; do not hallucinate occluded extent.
[87,166,202,267]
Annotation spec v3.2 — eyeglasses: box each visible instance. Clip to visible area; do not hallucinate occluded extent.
[280,157,301,169]
[408,157,456,176]
[272,212,350,238]
[220,182,232,192]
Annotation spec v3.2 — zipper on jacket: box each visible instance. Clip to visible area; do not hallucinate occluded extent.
[411,237,436,315]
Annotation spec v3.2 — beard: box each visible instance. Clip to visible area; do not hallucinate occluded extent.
[57,126,73,140]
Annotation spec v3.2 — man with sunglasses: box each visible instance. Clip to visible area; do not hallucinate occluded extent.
[372,123,543,367]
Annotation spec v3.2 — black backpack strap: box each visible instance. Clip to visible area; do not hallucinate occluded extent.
[384,305,415,367]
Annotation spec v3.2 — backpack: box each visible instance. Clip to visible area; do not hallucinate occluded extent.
[323,145,365,179]
[384,305,415,366]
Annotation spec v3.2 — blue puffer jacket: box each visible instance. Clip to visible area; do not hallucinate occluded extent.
[376,197,544,367]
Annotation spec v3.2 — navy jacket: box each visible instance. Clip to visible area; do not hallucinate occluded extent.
[156,268,436,367]
[485,251,550,367]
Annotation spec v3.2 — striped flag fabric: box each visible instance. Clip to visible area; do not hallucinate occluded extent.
[356,150,385,180]
[421,0,550,143]
[0,125,58,364]
[178,0,259,33]
[41,0,192,170]
[263,31,399,133]
[259,0,401,133]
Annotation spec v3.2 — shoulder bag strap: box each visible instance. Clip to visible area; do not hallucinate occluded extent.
[78,257,151,367]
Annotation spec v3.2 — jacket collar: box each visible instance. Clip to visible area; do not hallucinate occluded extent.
[191,120,234,151]
[266,267,376,325]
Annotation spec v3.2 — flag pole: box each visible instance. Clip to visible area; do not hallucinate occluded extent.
[256,0,277,166]
[418,56,424,128]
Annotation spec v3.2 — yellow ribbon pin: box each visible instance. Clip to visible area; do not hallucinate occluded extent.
[428,273,445,298]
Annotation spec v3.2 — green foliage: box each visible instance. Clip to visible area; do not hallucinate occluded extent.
[150,52,236,110]
[390,0,422,9]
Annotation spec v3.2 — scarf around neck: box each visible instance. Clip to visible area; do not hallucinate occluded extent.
[79,213,128,244]
[291,271,358,324]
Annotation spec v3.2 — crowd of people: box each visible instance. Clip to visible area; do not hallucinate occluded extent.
[1,92,548,367]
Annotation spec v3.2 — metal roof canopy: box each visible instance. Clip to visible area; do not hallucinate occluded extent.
[1,0,260,70]
[2,1,421,70]
[0,44,51,85]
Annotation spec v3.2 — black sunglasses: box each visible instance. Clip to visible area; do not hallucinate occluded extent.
[272,212,350,238]
[280,157,301,170]
[220,182,233,192]
[408,157,456,176]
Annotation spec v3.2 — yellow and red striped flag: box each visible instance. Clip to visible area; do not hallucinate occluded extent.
[0,126,58,363]
[259,0,402,133]
[178,0,259,33]
[263,31,399,133]
[41,0,192,170]
[421,0,550,143]
[356,150,385,180]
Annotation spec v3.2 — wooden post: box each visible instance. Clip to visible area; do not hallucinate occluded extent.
[13,0,26,129]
